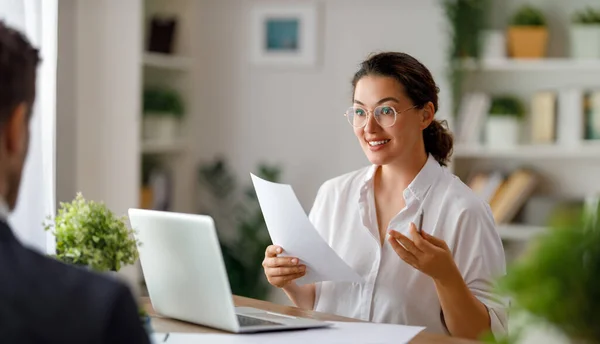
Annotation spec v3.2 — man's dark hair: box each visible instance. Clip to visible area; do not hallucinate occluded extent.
[0,20,40,126]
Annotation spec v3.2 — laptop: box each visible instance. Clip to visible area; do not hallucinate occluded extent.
[128,208,332,333]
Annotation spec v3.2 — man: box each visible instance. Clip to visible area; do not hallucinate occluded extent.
[0,21,150,343]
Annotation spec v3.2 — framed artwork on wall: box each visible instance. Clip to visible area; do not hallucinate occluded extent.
[250,3,318,66]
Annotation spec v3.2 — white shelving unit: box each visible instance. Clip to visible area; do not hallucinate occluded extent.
[449,2,600,263]
[140,0,197,214]
[454,143,600,159]
[460,58,600,72]
[497,224,547,241]
[143,52,192,71]
[141,139,187,154]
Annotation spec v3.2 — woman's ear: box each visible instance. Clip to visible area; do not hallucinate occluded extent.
[420,102,435,130]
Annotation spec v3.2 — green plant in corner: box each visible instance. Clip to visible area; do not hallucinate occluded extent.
[44,193,140,272]
[198,157,280,300]
[488,96,524,119]
[482,205,600,343]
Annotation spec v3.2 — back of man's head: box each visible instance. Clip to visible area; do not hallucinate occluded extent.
[0,20,40,210]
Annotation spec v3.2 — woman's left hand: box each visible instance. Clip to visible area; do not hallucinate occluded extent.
[387,223,458,282]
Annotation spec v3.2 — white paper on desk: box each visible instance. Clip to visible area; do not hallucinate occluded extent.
[250,174,362,285]
[162,321,425,344]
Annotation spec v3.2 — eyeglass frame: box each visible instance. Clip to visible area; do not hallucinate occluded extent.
[343,104,419,128]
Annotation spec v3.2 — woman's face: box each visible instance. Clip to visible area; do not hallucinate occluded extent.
[351,75,430,166]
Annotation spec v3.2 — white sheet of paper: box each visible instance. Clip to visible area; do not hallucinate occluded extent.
[161,321,425,344]
[250,174,362,285]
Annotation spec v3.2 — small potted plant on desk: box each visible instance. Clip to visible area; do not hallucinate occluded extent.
[44,193,151,335]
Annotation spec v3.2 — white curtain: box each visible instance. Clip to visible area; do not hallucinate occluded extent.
[0,0,57,254]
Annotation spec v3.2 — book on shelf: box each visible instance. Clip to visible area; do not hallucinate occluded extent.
[531,91,557,144]
[467,169,539,225]
[584,90,600,141]
[456,92,490,144]
[557,88,584,147]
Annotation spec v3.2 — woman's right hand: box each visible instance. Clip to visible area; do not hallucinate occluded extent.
[262,245,306,288]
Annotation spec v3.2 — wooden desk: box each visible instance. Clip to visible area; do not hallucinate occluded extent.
[142,296,478,343]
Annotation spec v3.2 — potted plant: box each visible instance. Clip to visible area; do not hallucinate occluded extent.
[507,5,548,59]
[442,0,492,118]
[485,95,524,148]
[142,87,185,143]
[570,7,600,59]
[484,204,600,343]
[44,193,140,273]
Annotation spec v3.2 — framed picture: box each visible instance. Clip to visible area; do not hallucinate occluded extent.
[250,3,318,66]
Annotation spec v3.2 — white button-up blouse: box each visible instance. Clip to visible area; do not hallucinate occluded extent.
[308,154,507,336]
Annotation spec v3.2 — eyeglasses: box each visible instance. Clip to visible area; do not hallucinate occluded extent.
[344,105,417,128]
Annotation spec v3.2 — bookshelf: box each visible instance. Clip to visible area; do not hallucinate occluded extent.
[448,2,600,263]
[460,58,600,72]
[140,0,197,214]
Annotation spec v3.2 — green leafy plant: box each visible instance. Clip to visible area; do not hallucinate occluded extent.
[198,157,280,300]
[44,193,140,272]
[143,87,185,118]
[442,0,491,118]
[572,7,600,25]
[488,96,525,118]
[484,204,600,343]
[511,5,546,26]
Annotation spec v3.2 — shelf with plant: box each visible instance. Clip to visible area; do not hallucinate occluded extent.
[570,7,600,59]
[507,5,547,59]
[142,87,185,145]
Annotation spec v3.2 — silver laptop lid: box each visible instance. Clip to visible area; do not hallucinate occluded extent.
[128,209,240,332]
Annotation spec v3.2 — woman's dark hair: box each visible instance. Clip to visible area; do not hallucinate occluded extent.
[351,52,453,166]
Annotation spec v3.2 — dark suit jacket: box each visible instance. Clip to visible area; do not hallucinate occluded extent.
[0,220,150,344]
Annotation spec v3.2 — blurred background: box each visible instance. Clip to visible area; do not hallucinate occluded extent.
[3,0,599,307]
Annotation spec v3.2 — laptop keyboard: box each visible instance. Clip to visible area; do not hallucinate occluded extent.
[237,314,283,327]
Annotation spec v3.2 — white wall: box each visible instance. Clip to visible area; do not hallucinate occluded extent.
[56,0,142,296]
[192,0,450,211]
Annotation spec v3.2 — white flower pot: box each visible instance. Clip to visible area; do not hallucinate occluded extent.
[485,116,520,148]
[570,25,600,59]
[143,113,180,142]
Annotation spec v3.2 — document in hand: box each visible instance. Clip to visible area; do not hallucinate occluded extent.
[250,174,362,285]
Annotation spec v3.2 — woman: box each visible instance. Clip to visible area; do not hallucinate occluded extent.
[262,52,507,339]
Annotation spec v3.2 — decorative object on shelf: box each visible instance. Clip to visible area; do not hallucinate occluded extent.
[442,0,491,117]
[584,90,600,140]
[507,5,548,59]
[198,157,281,300]
[142,87,185,143]
[140,156,162,210]
[531,91,557,144]
[481,29,506,60]
[147,15,178,54]
[485,95,524,148]
[557,88,584,147]
[570,7,600,59]
[485,205,600,344]
[250,3,318,66]
[44,193,140,272]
